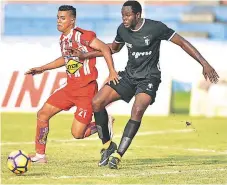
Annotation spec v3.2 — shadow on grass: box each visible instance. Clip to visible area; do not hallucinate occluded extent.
[124,155,227,168]
[22,172,50,176]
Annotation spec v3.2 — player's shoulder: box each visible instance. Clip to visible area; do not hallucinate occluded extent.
[117,23,125,31]
[145,19,163,26]
[74,27,96,37]
[144,19,167,32]
[73,27,96,46]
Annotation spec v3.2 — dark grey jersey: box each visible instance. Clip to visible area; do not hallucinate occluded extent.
[115,19,175,79]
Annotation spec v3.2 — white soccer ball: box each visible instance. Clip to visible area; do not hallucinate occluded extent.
[7,150,31,174]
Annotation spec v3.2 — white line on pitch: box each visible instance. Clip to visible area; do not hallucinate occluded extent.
[134,145,227,154]
[1,129,194,146]
[7,168,227,180]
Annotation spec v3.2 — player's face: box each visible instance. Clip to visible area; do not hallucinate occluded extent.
[57,11,75,33]
[121,6,140,29]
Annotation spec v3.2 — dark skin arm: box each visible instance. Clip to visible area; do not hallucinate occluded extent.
[69,34,219,83]
[170,33,219,83]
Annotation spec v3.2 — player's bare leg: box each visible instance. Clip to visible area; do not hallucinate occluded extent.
[109,93,152,169]
[71,115,115,139]
[92,85,121,166]
[31,103,62,163]
[71,118,92,139]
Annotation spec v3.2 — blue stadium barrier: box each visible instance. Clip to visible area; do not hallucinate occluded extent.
[173,23,227,40]
[4,17,58,36]
[172,80,192,92]
[213,6,227,22]
[179,5,227,22]
[72,4,107,19]
[4,17,119,36]
[5,3,113,19]
[105,4,122,20]
[3,3,227,40]
[145,5,193,22]
[94,21,120,37]
[5,4,60,18]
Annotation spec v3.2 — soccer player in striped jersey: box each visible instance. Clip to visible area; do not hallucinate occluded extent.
[25,5,119,163]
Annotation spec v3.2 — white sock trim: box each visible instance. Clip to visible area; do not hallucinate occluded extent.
[36,153,45,158]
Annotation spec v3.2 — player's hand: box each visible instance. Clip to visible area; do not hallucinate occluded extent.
[107,70,120,85]
[65,47,86,60]
[24,67,44,76]
[202,64,219,83]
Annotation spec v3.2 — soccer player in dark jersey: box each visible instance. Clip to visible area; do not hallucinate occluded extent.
[69,0,219,169]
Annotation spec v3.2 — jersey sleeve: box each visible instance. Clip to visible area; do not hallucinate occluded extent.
[157,22,175,41]
[81,31,96,46]
[114,25,124,43]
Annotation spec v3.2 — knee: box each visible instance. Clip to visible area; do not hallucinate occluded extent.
[71,130,84,139]
[37,108,51,121]
[92,97,103,112]
[132,106,146,119]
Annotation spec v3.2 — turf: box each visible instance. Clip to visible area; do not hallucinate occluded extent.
[171,91,191,114]
[1,113,227,184]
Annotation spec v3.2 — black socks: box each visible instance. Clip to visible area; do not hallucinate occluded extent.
[94,109,110,144]
[117,119,141,156]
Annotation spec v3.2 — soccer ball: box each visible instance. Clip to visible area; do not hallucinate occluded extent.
[7,150,31,174]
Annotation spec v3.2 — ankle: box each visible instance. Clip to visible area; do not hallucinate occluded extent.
[113,152,122,160]
[103,140,112,149]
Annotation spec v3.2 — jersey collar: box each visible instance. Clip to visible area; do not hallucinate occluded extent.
[62,26,77,40]
[130,18,145,32]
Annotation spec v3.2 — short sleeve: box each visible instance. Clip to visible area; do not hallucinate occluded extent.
[114,25,124,43]
[81,31,96,46]
[157,22,175,41]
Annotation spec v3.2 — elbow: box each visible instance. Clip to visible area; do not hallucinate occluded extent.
[107,44,119,54]
[110,47,120,54]
[106,45,115,54]
[101,44,119,55]
[101,45,112,54]
[111,49,119,54]
[101,46,116,55]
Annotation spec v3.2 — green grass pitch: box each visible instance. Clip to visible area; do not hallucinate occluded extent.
[1,112,227,184]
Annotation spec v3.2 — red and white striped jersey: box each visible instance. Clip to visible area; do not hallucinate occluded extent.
[59,27,98,89]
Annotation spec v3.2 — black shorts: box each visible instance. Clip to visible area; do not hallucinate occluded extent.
[107,71,161,105]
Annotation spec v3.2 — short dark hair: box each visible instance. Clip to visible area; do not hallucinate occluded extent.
[123,0,142,14]
[58,5,76,18]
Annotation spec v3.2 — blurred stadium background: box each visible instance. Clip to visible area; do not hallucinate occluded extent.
[1,0,227,116]
[1,0,227,184]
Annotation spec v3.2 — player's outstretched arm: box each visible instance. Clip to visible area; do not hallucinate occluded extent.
[25,57,65,75]
[170,33,219,83]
